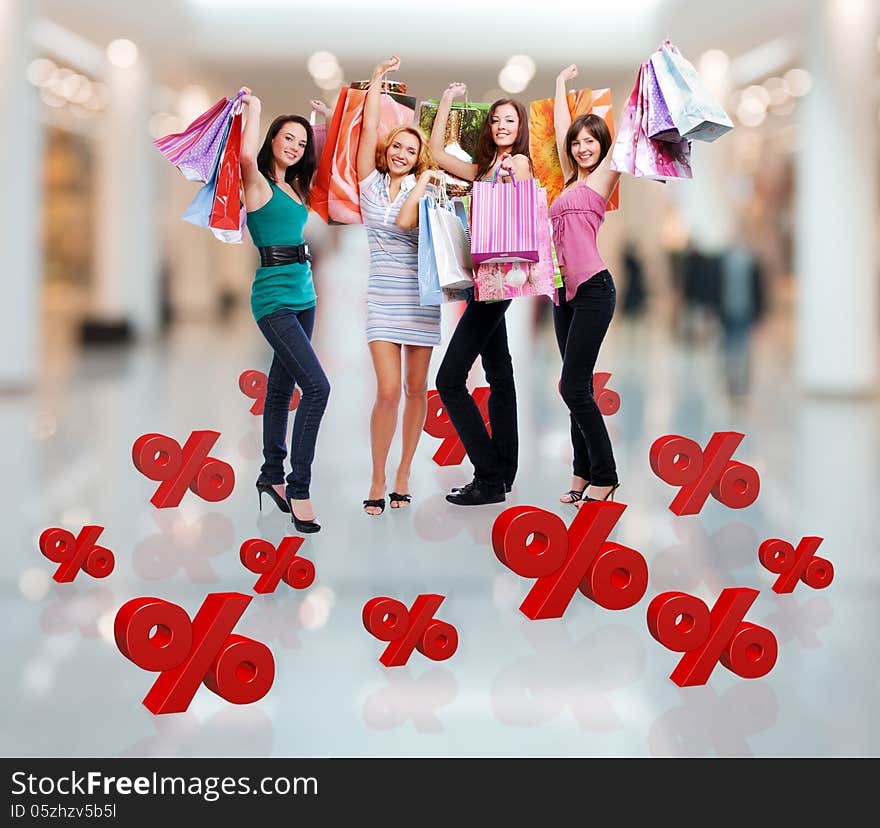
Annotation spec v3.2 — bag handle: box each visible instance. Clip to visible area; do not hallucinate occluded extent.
[490,162,516,185]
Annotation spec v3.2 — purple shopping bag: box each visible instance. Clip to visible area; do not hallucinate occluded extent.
[645,60,680,143]
[469,167,540,265]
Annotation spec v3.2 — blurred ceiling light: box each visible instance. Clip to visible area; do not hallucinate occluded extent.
[106,38,139,69]
[307,50,340,81]
[737,102,766,127]
[58,72,85,101]
[149,112,182,139]
[783,68,812,96]
[315,69,344,91]
[19,569,51,602]
[699,48,730,78]
[506,54,536,80]
[770,98,796,117]
[731,37,794,86]
[27,58,57,87]
[764,76,790,106]
[40,87,66,108]
[499,64,529,94]
[744,84,770,108]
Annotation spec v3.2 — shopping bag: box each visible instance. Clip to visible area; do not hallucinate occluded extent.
[473,187,555,301]
[153,96,228,176]
[644,60,680,142]
[650,40,733,142]
[312,80,417,225]
[425,187,474,291]
[634,65,693,180]
[418,98,490,197]
[209,107,243,231]
[529,88,619,210]
[157,95,242,183]
[418,195,471,305]
[469,169,540,265]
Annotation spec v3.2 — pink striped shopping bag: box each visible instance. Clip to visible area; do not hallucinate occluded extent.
[469,169,540,265]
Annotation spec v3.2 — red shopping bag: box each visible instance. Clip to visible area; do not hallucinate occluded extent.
[311,87,350,223]
[209,109,243,231]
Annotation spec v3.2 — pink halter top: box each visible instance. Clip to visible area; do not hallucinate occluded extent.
[549,182,608,302]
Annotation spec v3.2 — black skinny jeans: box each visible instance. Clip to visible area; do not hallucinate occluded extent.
[552,270,618,487]
[256,306,330,500]
[436,298,517,488]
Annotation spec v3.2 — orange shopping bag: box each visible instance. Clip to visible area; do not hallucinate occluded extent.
[529,88,619,211]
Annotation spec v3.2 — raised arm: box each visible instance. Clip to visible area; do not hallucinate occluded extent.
[238,87,272,210]
[554,65,577,182]
[396,169,441,230]
[356,55,400,182]
[309,98,334,122]
[429,82,479,182]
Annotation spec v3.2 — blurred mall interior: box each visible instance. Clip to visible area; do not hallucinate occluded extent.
[1,0,878,757]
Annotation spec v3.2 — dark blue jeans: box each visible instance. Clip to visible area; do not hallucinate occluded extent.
[436,298,517,488]
[552,271,618,487]
[256,306,330,500]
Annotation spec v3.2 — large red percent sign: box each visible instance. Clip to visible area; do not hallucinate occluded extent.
[492,501,649,620]
[239,537,316,594]
[758,536,833,594]
[114,592,274,714]
[238,370,301,416]
[649,431,760,515]
[362,594,458,667]
[423,388,490,465]
[647,588,778,686]
[132,430,235,508]
[39,525,114,583]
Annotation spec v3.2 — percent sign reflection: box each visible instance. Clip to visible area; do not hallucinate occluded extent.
[39,525,114,583]
[647,588,778,687]
[557,373,619,416]
[758,536,833,594]
[362,594,458,667]
[649,431,760,515]
[115,592,274,714]
[132,430,235,508]
[239,537,315,594]
[238,370,301,416]
[423,388,490,465]
[492,502,648,620]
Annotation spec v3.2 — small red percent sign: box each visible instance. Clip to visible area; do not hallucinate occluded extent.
[649,431,760,516]
[238,370,301,416]
[423,388,490,465]
[115,592,274,714]
[39,526,114,583]
[758,536,833,594]
[362,594,458,667]
[647,588,778,687]
[132,430,235,508]
[492,502,649,620]
[239,537,315,594]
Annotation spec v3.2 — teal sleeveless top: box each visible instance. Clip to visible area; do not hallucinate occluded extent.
[247,181,316,321]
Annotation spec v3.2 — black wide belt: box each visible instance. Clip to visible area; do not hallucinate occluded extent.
[258,244,311,267]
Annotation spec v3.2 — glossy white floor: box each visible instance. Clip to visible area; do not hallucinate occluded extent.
[3,228,878,758]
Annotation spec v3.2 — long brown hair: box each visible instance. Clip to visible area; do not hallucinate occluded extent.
[256,115,316,204]
[563,113,612,187]
[473,98,531,181]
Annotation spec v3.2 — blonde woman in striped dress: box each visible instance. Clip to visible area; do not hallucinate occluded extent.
[357,55,440,515]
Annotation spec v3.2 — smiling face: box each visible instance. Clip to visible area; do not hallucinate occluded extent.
[272,120,308,170]
[490,103,520,151]
[385,130,421,176]
[570,125,601,172]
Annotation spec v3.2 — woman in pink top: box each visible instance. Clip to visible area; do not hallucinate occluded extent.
[550,64,621,505]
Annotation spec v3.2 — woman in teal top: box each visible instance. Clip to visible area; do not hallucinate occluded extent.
[239,86,330,533]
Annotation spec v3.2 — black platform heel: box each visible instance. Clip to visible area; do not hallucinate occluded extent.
[289,501,321,534]
[257,481,290,514]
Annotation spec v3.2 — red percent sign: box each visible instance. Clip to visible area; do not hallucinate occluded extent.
[238,370,301,416]
[239,537,315,594]
[649,431,760,515]
[362,594,458,667]
[115,592,274,714]
[38,526,114,583]
[758,536,833,594]
[423,388,490,465]
[557,373,619,416]
[492,501,649,620]
[132,430,235,508]
[647,588,778,687]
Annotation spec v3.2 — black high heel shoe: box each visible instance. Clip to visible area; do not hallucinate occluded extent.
[257,481,290,514]
[290,503,321,534]
[581,483,621,503]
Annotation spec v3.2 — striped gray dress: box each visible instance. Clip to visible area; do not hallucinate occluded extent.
[359,169,441,347]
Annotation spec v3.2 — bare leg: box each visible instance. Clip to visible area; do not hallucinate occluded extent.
[392,344,433,506]
[366,340,402,515]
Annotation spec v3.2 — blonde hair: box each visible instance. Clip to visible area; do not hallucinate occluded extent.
[376,125,433,177]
